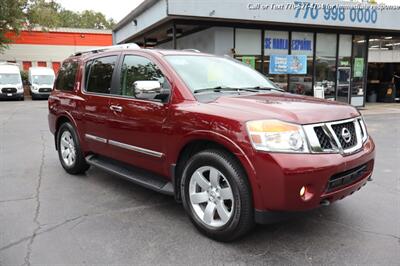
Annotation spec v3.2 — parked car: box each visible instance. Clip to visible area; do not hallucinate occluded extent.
[48,44,375,241]
[29,67,55,100]
[0,63,24,100]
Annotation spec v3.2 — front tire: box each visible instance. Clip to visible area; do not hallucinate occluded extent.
[181,149,254,241]
[57,122,90,175]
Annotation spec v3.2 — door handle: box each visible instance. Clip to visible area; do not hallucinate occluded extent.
[109,105,123,112]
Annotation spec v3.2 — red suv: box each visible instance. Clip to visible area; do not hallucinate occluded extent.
[48,44,375,241]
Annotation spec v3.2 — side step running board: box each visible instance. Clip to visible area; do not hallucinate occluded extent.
[85,155,174,196]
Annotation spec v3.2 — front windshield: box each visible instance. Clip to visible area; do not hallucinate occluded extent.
[32,75,54,85]
[164,55,278,92]
[0,73,21,85]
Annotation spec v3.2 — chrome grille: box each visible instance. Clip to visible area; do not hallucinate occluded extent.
[38,88,52,93]
[331,121,357,149]
[304,117,365,155]
[314,126,332,150]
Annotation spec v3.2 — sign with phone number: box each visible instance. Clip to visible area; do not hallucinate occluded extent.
[294,1,378,24]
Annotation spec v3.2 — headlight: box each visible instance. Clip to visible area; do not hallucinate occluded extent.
[246,120,309,153]
[32,85,38,91]
[358,117,368,143]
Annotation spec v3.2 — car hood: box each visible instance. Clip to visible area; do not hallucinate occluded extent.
[0,84,19,87]
[209,93,360,125]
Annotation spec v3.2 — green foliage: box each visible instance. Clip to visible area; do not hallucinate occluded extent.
[20,70,29,85]
[0,0,28,51]
[0,0,115,52]
[26,0,61,29]
[75,10,115,30]
[26,1,115,30]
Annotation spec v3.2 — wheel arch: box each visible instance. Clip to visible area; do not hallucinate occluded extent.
[54,113,79,150]
[172,132,260,206]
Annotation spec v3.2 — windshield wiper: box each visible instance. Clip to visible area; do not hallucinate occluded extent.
[244,86,284,92]
[193,86,258,94]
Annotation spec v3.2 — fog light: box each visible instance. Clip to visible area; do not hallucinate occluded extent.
[299,185,314,201]
[300,186,306,197]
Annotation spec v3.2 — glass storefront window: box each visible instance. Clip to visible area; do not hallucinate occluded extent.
[315,33,337,100]
[368,36,400,103]
[232,28,368,106]
[235,29,261,55]
[263,31,289,91]
[337,35,353,103]
[235,55,262,72]
[351,35,367,106]
[289,32,314,96]
[235,29,262,71]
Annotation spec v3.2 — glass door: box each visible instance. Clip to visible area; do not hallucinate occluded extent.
[337,67,351,103]
[351,35,367,107]
[315,33,337,100]
[337,35,353,103]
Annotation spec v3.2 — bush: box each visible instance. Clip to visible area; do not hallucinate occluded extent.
[20,70,29,85]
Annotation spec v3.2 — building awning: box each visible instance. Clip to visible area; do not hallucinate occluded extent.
[113,0,400,45]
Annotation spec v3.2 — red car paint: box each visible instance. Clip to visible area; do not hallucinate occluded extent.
[48,49,375,214]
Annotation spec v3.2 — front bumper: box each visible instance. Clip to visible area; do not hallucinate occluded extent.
[31,91,50,99]
[251,137,375,216]
[0,92,24,99]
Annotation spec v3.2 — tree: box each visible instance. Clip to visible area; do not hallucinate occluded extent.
[0,0,27,51]
[26,0,61,29]
[76,10,115,30]
[0,0,115,52]
[58,9,80,28]
[25,1,116,30]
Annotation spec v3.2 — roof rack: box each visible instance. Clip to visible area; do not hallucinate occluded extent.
[182,49,201,53]
[73,43,140,56]
[0,62,20,66]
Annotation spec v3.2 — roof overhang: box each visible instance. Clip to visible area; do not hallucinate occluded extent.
[114,0,400,44]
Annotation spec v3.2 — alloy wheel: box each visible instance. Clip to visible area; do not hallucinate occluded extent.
[189,166,234,228]
[60,131,76,167]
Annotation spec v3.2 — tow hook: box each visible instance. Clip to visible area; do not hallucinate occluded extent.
[320,199,330,206]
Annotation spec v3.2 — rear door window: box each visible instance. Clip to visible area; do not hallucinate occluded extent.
[85,56,117,94]
[55,61,78,91]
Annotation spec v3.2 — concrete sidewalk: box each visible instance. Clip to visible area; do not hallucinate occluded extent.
[359,103,400,115]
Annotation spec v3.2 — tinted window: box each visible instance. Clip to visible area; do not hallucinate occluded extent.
[55,61,78,91]
[84,60,93,90]
[120,55,167,97]
[86,56,117,94]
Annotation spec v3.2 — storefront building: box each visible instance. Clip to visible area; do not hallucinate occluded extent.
[113,0,400,106]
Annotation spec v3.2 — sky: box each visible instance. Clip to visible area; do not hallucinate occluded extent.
[55,0,145,22]
[55,0,400,23]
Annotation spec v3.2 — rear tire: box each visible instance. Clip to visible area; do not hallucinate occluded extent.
[181,149,254,242]
[57,122,90,175]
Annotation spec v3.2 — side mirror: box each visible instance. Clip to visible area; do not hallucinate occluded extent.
[133,80,170,102]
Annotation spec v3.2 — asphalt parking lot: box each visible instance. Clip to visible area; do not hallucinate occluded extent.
[0,100,399,265]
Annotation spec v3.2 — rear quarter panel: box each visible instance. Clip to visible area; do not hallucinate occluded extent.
[48,59,88,150]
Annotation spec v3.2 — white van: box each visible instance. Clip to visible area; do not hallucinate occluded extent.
[0,63,24,100]
[29,67,55,100]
